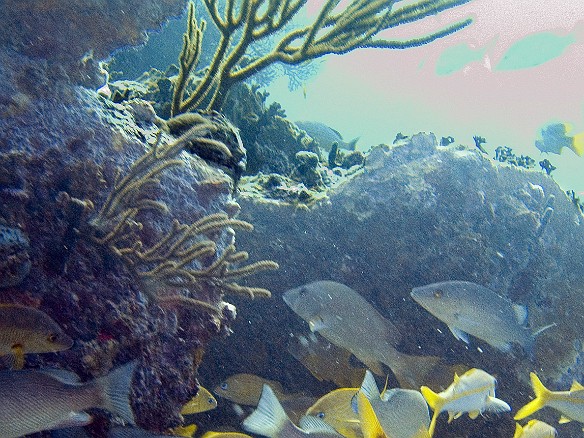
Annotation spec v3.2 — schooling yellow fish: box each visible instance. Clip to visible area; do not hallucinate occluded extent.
[201,433,253,438]
[306,387,362,438]
[513,420,557,438]
[515,372,584,428]
[421,368,510,437]
[0,303,74,369]
[214,373,297,406]
[181,386,217,415]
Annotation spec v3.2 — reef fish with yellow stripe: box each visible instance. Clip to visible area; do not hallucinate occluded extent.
[306,387,362,438]
[181,386,217,415]
[0,303,73,369]
[515,372,584,428]
[421,368,510,437]
[513,420,557,438]
[214,374,296,406]
[535,122,584,156]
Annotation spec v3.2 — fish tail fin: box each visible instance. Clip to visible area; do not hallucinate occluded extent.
[427,409,441,438]
[242,385,290,438]
[387,352,440,389]
[95,361,137,425]
[357,391,388,438]
[571,132,584,156]
[513,423,523,438]
[514,373,550,420]
[420,386,442,411]
[347,137,360,151]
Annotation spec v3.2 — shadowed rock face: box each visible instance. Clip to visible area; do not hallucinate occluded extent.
[0,47,239,432]
[0,0,185,85]
[228,133,584,437]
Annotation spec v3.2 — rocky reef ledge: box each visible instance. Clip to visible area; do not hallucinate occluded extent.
[233,132,584,416]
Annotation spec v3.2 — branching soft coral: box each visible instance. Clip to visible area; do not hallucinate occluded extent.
[172,0,473,114]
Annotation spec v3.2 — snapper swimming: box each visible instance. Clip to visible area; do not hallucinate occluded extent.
[283,281,438,388]
[411,280,551,353]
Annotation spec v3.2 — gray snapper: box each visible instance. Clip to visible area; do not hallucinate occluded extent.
[283,281,439,388]
[0,361,136,437]
[411,280,549,354]
[295,121,358,152]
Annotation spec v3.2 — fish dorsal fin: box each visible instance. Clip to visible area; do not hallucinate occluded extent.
[559,415,572,424]
[38,368,81,383]
[308,316,326,333]
[570,380,584,391]
[512,304,528,325]
[242,385,290,437]
[380,374,390,398]
[298,415,338,433]
[453,372,460,384]
[360,370,381,400]
[449,326,470,344]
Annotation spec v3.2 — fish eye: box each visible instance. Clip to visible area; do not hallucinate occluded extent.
[433,290,443,299]
[47,333,57,343]
[317,412,325,419]
[208,397,215,404]
[220,382,228,390]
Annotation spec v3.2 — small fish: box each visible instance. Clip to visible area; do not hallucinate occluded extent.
[214,373,296,407]
[201,432,253,438]
[356,391,387,438]
[515,372,584,427]
[181,386,217,414]
[513,420,557,438]
[242,384,342,438]
[295,121,358,152]
[306,387,362,438]
[358,370,430,438]
[287,332,365,388]
[411,280,551,354]
[421,368,510,437]
[0,303,74,369]
[0,361,136,438]
[284,281,439,388]
[535,122,584,156]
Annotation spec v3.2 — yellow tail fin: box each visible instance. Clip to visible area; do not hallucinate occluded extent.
[514,373,550,420]
[357,391,388,438]
[571,132,584,156]
[420,386,441,410]
[513,423,523,438]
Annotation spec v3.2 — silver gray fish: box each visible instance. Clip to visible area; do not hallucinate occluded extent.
[295,121,358,151]
[0,362,136,438]
[283,281,438,388]
[358,370,430,438]
[411,280,545,353]
[243,384,342,438]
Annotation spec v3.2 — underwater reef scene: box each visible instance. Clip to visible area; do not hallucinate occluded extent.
[1,0,584,437]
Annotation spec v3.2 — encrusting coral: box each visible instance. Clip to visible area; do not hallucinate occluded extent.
[171,0,473,114]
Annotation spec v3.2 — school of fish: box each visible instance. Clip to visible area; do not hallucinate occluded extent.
[1,277,575,437]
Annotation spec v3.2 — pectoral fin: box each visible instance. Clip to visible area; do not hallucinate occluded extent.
[10,344,25,370]
[559,415,572,424]
[448,326,469,344]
